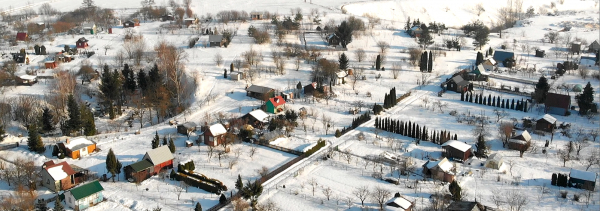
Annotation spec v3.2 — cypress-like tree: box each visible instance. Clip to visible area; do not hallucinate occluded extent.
[236,174,244,191]
[116,159,122,181]
[511,99,515,110]
[399,121,404,136]
[66,94,81,135]
[577,82,595,115]
[195,202,202,211]
[475,94,479,104]
[523,100,528,112]
[420,52,428,72]
[460,91,465,101]
[41,107,54,133]
[428,51,433,72]
[27,124,45,153]
[152,131,160,149]
[487,94,492,105]
[230,63,234,73]
[163,136,168,145]
[469,92,473,102]
[168,138,176,153]
[376,54,381,70]
[475,51,484,65]
[40,45,47,55]
[339,53,349,70]
[106,148,117,181]
[534,76,550,103]
[492,96,496,107]
[224,69,228,78]
[449,180,462,201]
[219,194,227,204]
[551,173,557,186]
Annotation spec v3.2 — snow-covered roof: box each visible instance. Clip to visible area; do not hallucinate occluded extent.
[441,140,471,152]
[485,58,497,65]
[209,123,227,136]
[487,153,503,161]
[63,137,95,151]
[144,145,174,165]
[520,130,531,141]
[570,169,597,181]
[248,110,269,122]
[18,75,37,80]
[336,71,347,78]
[386,196,412,211]
[47,165,68,180]
[425,157,453,172]
[538,114,557,123]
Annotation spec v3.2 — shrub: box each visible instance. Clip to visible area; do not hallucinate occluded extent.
[305,139,326,156]
[335,129,341,137]
[373,104,383,115]
[560,191,568,198]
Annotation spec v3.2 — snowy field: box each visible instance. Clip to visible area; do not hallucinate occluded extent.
[0,0,599,210]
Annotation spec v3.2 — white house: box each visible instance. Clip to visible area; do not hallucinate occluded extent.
[64,180,104,211]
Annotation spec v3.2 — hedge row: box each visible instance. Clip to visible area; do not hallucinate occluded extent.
[551,173,569,187]
[305,139,326,156]
[461,92,528,112]
[338,112,371,137]
[174,169,228,193]
[375,117,457,145]
[173,171,223,194]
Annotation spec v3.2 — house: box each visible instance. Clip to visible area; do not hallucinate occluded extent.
[64,180,104,211]
[242,109,269,128]
[16,32,27,41]
[326,33,340,46]
[143,145,175,173]
[569,169,597,191]
[81,23,96,34]
[57,137,97,159]
[570,42,581,55]
[16,75,37,85]
[544,93,571,116]
[41,161,87,192]
[444,75,472,93]
[76,37,89,49]
[44,55,58,69]
[588,40,600,53]
[333,71,347,85]
[535,114,557,133]
[385,195,413,211]
[201,123,227,146]
[463,64,489,81]
[266,96,286,114]
[161,14,174,21]
[12,53,29,63]
[535,49,546,58]
[447,201,494,211]
[229,71,244,81]
[492,50,515,67]
[422,157,455,182]
[409,25,422,37]
[184,18,199,26]
[250,12,264,20]
[246,85,275,100]
[304,82,317,95]
[485,153,503,170]
[481,58,497,72]
[209,35,226,47]
[441,140,472,162]
[124,159,153,183]
[123,20,136,28]
[508,130,531,151]
[177,122,197,135]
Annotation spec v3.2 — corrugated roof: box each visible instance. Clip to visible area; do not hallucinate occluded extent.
[69,180,103,200]
[144,146,174,165]
[209,35,224,42]
[127,160,153,172]
[442,140,471,152]
[493,50,515,62]
[570,169,597,181]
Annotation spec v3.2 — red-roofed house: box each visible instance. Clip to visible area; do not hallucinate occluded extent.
[266,96,286,114]
[544,93,571,116]
[41,161,87,192]
[16,32,28,41]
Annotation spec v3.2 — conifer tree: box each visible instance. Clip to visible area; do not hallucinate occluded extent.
[577,82,595,115]
[66,95,81,135]
[224,69,227,78]
[195,202,202,211]
[27,124,45,153]
[81,105,96,136]
[106,148,117,181]
[54,195,65,211]
[41,107,55,133]
[428,51,433,72]
[168,138,176,153]
[487,94,492,105]
[235,174,244,191]
[460,91,465,101]
[475,135,487,157]
[420,52,428,72]
[476,52,484,65]
[534,76,550,103]
[449,180,462,201]
[163,136,168,145]
[376,54,381,70]
[152,131,160,149]
[339,53,349,70]
[116,159,122,181]
[138,70,148,93]
[469,92,473,102]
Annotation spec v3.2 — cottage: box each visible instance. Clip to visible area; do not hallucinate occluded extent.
[229,71,244,81]
[385,195,413,211]
[44,55,58,69]
[422,157,455,182]
[444,75,472,93]
[41,161,87,192]
[569,169,597,191]
[485,153,503,170]
[184,18,199,26]
[492,50,515,67]
[250,12,264,20]
[161,14,174,21]
[447,201,493,211]
[570,42,582,55]
[266,96,286,114]
[16,32,28,41]
[535,114,557,133]
[57,137,97,159]
[544,93,571,116]
[16,75,37,85]
[303,82,318,96]
[76,37,89,49]
[12,53,29,64]
[201,123,228,146]
[589,40,600,53]
[409,25,422,37]
[508,130,531,151]
[334,71,347,85]
[209,35,226,47]
[81,23,96,34]
[124,159,153,183]
[463,64,490,81]
[123,20,136,28]
[326,33,340,46]
[481,58,497,72]
[441,140,472,162]
[246,85,275,100]
[64,180,104,211]
[177,122,197,135]
[144,145,175,173]
[242,109,269,128]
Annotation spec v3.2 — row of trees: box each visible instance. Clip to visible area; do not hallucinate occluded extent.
[419,51,433,72]
[383,87,398,109]
[374,117,457,145]
[460,91,529,112]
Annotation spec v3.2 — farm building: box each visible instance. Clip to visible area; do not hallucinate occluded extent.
[535,49,546,58]
[200,123,228,146]
[535,114,557,133]
[57,138,97,159]
[544,93,571,116]
[124,159,154,183]
[177,122,197,135]
[209,35,226,47]
[588,40,600,52]
[250,12,265,20]
[246,85,274,100]
[41,161,88,192]
[409,25,422,37]
[569,169,597,191]
[125,146,174,183]
[76,37,89,49]
[16,75,37,85]
[508,130,531,151]
[16,32,27,41]
[81,23,96,34]
[570,42,581,55]
[443,75,472,93]
[385,195,413,211]
[229,71,244,81]
[422,157,455,182]
[485,153,503,170]
[64,180,104,211]
[123,20,139,28]
[326,33,340,46]
[481,59,496,72]
[441,140,472,162]
[304,82,317,95]
[242,109,269,128]
[266,96,286,114]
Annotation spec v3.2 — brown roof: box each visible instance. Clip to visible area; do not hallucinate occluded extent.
[43,160,76,175]
[545,93,570,109]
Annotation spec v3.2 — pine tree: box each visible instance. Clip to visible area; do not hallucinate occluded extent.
[376,55,381,70]
[476,52,484,65]
[127,70,136,92]
[152,132,160,149]
[195,202,202,211]
[54,195,65,211]
[335,21,354,48]
[449,180,462,201]
[41,107,54,133]
[475,135,487,158]
[577,82,595,115]
[106,148,117,181]
[534,76,550,103]
[138,70,148,93]
[339,53,349,70]
[168,138,176,153]
[235,174,244,191]
[27,124,45,153]
[418,24,434,49]
[66,95,81,135]
[428,51,433,72]
[81,105,96,136]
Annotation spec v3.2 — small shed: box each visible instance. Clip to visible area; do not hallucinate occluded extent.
[185,141,193,147]
[123,20,136,28]
[209,35,226,47]
[76,37,89,49]
[570,42,581,55]
[447,201,488,211]
[161,15,174,21]
[124,160,153,182]
[184,18,199,26]
[441,140,472,162]
[45,60,57,69]
[508,130,531,151]
[545,93,571,116]
[16,75,38,85]
[16,32,28,41]
[326,33,340,46]
[444,75,472,93]
[304,82,317,95]
[569,169,597,191]
[588,40,600,53]
[82,23,96,35]
[202,123,227,146]
[266,96,286,114]
[482,58,497,71]
[250,12,264,20]
[246,85,274,100]
[492,50,515,65]
[535,114,557,133]
[485,153,503,170]
[409,25,422,37]
[422,157,455,182]
[230,71,244,81]
[242,109,270,128]
[385,195,413,211]
[177,122,197,135]
[64,180,104,211]
[535,49,546,58]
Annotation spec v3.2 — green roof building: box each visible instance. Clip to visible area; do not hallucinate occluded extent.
[65,180,104,210]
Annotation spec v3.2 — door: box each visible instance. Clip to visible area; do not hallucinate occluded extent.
[80,147,88,156]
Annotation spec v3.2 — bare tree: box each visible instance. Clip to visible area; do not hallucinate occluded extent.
[353,186,370,206]
[498,122,513,146]
[583,150,600,170]
[371,186,391,210]
[391,63,401,79]
[228,158,239,169]
[308,178,318,196]
[376,41,390,55]
[350,67,364,90]
[257,166,269,177]
[321,114,332,135]
[489,188,503,209]
[504,189,529,211]
[354,48,366,62]
[475,3,485,16]
[214,53,223,66]
[341,149,353,164]
[589,129,599,142]
[558,149,570,167]
[345,196,354,209]
[175,183,185,200]
[493,108,509,122]
[322,186,333,200]
[544,32,560,44]
[248,145,258,160]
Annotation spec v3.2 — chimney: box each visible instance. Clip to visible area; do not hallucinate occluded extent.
[511,130,516,137]
[66,138,70,144]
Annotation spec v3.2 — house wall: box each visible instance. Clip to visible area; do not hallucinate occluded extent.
[442,146,468,161]
[546,106,567,116]
[41,170,60,192]
[152,160,173,174]
[75,192,103,211]
[536,121,554,132]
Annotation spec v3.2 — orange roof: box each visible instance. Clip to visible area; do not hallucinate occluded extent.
[269,96,286,107]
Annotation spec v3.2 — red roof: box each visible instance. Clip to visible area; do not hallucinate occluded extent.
[16,32,27,41]
[269,96,286,107]
[545,93,570,109]
[43,160,76,175]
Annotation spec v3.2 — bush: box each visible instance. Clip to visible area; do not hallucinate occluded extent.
[335,129,341,137]
[560,191,568,198]
[573,194,580,201]
[305,139,326,156]
[373,104,383,115]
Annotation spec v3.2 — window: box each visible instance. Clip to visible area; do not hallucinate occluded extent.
[82,147,86,152]
[46,179,50,184]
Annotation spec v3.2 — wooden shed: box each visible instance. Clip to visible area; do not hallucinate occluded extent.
[535,114,556,133]
[569,169,597,191]
[441,140,472,162]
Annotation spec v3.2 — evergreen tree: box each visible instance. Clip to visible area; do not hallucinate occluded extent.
[296,81,302,90]
[339,53,349,70]
[476,52,484,66]
[106,148,117,181]
[41,107,55,133]
[163,136,168,145]
[224,69,227,78]
[168,138,176,153]
[116,159,122,181]
[511,99,515,110]
[473,24,490,50]
[404,16,411,31]
[27,124,45,153]
[235,174,244,191]
[127,70,136,92]
[81,105,96,136]
[475,135,487,158]
[420,52,428,72]
[195,202,202,211]
[469,92,473,102]
[492,96,496,107]
[241,180,263,209]
[335,21,354,48]
[152,132,160,149]
[449,180,462,201]
[54,195,65,211]
[418,24,434,49]
[487,94,492,105]
[230,63,234,73]
[376,54,381,70]
[523,100,528,112]
[577,82,595,115]
[66,95,81,135]
[428,51,433,72]
[534,76,550,103]
[460,91,465,101]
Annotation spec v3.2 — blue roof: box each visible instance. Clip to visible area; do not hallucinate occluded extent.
[493,50,515,62]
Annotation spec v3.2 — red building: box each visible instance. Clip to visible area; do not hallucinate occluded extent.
[16,32,28,41]
[441,140,472,162]
[124,145,174,183]
[76,37,89,49]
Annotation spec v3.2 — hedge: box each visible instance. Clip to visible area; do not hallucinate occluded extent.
[305,139,326,156]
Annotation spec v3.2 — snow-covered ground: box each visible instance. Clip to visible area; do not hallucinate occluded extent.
[0,0,599,210]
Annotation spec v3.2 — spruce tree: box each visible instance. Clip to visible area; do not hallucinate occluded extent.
[168,138,176,153]
[195,202,202,211]
[235,174,244,191]
[418,24,434,49]
[428,51,433,72]
[41,107,54,133]
[116,159,122,181]
[534,76,550,103]
[163,136,168,145]
[339,53,349,70]
[106,148,117,181]
[577,82,595,115]
[152,132,160,149]
[66,95,81,135]
[27,124,45,153]
[54,195,65,211]
[476,52,484,65]
[376,54,381,70]
[138,70,148,93]
[224,69,227,78]
[475,135,487,158]
[449,180,462,201]
[335,21,354,48]
[81,105,96,136]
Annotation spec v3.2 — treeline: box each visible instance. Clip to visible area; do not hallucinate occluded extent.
[551,173,569,187]
[336,112,371,137]
[375,117,457,145]
[461,91,529,112]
